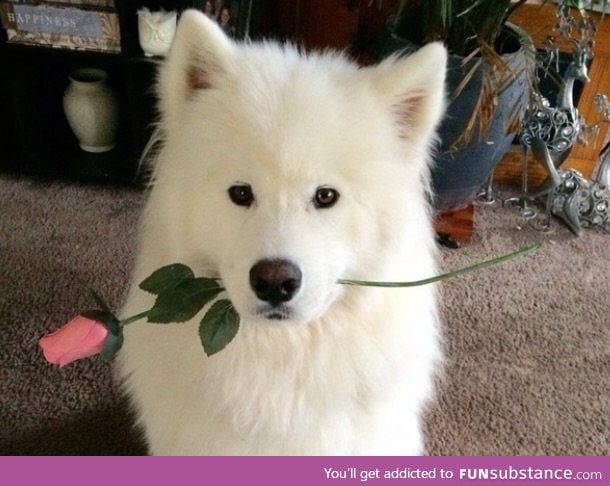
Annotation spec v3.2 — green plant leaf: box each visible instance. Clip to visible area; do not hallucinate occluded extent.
[199,299,240,356]
[139,263,195,295]
[147,277,223,323]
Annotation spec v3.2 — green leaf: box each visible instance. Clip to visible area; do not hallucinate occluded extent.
[139,263,195,295]
[199,299,240,356]
[147,277,223,323]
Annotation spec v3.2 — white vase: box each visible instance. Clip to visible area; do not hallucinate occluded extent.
[137,8,177,57]
[63,68,119,153]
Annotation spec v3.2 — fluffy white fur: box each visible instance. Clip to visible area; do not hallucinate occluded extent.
[117,10,447,455]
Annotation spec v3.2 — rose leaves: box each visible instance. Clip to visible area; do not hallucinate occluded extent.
[139,263,240,356]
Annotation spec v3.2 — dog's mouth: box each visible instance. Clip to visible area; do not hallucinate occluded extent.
[255,305,293,321]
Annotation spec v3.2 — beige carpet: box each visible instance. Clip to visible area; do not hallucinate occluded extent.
[0,174,608,455]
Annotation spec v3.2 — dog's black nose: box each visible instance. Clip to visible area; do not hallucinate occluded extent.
[249,259,302,306]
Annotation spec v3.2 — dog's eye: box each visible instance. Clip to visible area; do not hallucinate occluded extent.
[228,184,254,207]
[314,187,339,209]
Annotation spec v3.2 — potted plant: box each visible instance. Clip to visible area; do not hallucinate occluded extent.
[374,0,538,212]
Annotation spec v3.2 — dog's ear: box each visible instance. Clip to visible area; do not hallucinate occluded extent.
[158,9,235,132]
[371,42,447,145]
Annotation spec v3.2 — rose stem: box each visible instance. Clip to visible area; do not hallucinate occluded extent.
[337,242,541,288]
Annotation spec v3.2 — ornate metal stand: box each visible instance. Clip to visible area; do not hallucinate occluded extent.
[501,2,610,235]
[546,137,610,234]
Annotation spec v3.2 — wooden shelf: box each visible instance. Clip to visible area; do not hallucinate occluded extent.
[0,0,249,186]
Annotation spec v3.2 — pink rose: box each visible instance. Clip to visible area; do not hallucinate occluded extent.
[39,315,109,367]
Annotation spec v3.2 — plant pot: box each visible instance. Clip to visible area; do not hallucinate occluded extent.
[63,68,119,153]
[374,23,534,212]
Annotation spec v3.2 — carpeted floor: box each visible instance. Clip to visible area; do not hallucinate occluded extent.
[0,173,608,455]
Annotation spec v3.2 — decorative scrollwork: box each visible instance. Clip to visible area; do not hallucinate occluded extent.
[500,2,610,235]
[549,169,610,234]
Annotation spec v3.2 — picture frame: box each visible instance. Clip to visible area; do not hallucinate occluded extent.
[198,0,252,39]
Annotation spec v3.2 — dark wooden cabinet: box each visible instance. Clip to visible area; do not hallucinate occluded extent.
[0,1,394,185]
[0,0,256,185]
[2,43,138,183]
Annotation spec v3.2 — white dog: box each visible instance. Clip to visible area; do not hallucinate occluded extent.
[117,10,447,455]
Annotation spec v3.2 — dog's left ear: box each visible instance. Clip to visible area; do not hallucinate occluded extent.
[371,42,447,145]
[158,10,236,133]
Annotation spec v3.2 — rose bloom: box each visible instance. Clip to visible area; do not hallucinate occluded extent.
[39,315,108,367]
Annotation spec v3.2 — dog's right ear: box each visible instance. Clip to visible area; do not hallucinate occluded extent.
[370,42,447,147]
[158,10,236,132]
